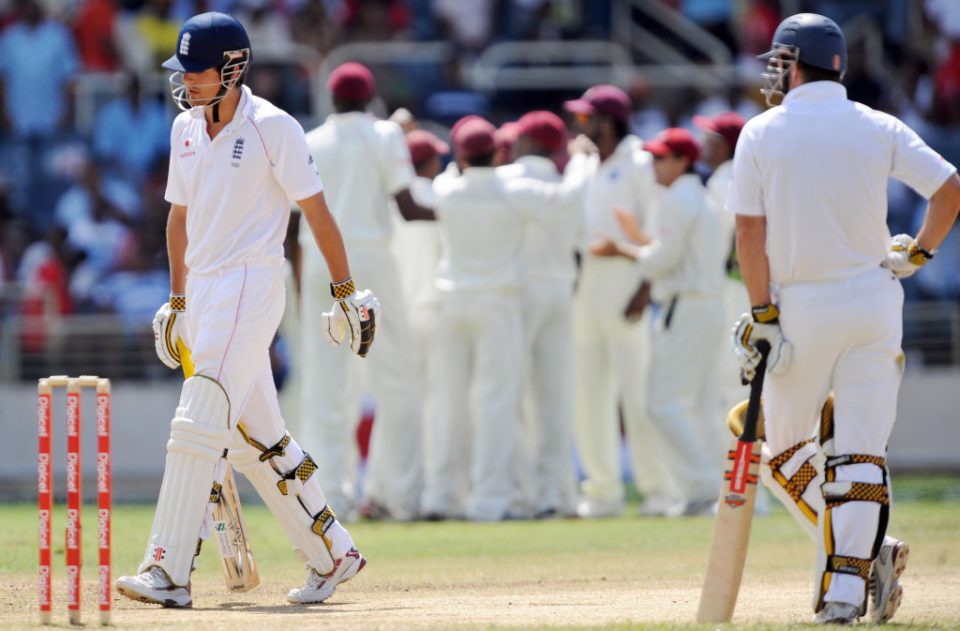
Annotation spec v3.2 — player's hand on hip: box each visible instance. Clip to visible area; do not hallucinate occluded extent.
[881,233,935,279]
[731,304,792,383]
[152,295,185,370]
[321,278,379,358]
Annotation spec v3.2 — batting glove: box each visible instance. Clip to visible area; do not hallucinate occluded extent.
[731,304,792,383]
[322,278,379,358]
[152,295,185,370]
[881,233,935,279]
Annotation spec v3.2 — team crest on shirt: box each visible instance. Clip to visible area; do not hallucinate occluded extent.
[232,137,245,167]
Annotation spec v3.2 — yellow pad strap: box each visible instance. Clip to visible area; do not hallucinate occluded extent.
[277,454,318,496]
[828,554,872,580]
[824,482,890,508]
[236,424,291,462]
[825,454,886,470]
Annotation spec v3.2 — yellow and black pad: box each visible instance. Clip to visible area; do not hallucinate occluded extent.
[815,449,890,614]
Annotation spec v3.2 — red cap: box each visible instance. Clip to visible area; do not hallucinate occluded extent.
[452,116,496,160]
[406,129,449,165]
[564,85,631,123]
[328,62,376,102]
[693,111,745,150]
[495,121,520,151]
[643,128,701,164]
[516,111,566,153]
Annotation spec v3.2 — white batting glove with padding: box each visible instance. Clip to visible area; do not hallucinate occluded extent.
[881,233,935,279]
[152,294,185,370]
[321,278,379,358]
[732,304,792,383]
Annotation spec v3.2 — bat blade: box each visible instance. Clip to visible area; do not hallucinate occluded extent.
[696,438,761,622]
[696,342,769,623]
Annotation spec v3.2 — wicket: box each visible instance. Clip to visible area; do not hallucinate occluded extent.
[38,376,111,626]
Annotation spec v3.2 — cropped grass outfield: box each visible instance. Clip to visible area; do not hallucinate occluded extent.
[1,476,957,629]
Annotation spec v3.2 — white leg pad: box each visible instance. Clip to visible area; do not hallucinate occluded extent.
[229,435,347,575]
[138,377,233,586]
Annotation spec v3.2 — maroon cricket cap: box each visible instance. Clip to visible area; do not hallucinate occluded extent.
[495,121,520,151]
[643,127,701,163]
[516,111,566,153]
[693,111,746,150]
[564,84,632,123]
[451,116,496,160]
[406,129,449,165]
[328,62,375,102]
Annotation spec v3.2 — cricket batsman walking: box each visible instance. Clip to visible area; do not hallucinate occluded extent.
[115,12,376,607]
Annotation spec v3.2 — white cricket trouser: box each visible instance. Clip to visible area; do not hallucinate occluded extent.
[763,267,903,609]
[647,292,726,502]
[299,243,421,518]
[515,280,577,515]
[183,261,287,437]
[422,289,521,520]
[573,256,667,505]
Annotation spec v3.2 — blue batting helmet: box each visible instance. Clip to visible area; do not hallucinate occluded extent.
[162,12,251,73]
[759,13,847,74]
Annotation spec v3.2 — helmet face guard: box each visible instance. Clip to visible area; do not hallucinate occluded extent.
[760,44,799,108]
[169,48,251,112]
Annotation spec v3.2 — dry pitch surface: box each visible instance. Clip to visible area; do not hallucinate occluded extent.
[0,490,958,630]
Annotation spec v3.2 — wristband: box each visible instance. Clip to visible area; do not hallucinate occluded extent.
[170,294,186,312]
[907,240,935,265]
[751,303,780,324]
[330,277,356,301]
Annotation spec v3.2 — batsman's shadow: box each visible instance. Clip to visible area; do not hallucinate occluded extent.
[211,602,411,614]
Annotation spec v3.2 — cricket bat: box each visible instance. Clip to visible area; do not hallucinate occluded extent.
[178,339,261,592]
[696,341,769,623]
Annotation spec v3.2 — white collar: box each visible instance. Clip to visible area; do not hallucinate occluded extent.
[782,81,848,108]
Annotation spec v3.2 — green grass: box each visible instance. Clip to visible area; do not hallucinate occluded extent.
[2,476,959,629]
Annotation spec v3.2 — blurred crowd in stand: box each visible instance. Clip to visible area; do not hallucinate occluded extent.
[0,1,957,362]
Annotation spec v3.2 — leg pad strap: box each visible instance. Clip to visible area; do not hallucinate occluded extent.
[278,454,318,496]
[828,554,872,580]
[237,423,291,462]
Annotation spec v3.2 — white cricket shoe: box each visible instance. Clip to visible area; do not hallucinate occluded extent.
[287,547,366,604]
[116,566,192,608]
[576,497,624,519]
[813,601,860,625]
[870,537,909,624]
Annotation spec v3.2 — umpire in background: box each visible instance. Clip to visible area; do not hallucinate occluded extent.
[729,13,960,625]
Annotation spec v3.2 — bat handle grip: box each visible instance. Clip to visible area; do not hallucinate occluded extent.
[742,341,770,443]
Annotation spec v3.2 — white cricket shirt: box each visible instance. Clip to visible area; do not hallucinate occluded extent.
[432,167,561,291]
[728,81,957,286]
[164,86,324,274]
[390,175,441,307]
[637,173,724,301]
[511,155,583,285]
[302,112,414,247]
[566,135,658,248]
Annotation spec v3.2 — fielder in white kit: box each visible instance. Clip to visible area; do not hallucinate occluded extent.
[591,128,725,516]
[422,117,579,521]
[563,85,669,518]
[729,13,960,624]
[300,62,433,521]
[116,12,377,607]
[694,111,750,418]
[507,111,580,518]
